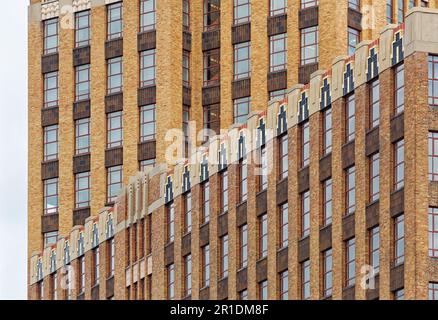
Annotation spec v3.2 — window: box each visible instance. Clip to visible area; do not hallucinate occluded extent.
[107,2,123,40]
[345,237,356,287]
[167,264,175,300]
[369,153,380,202]
[107,111,123,148]
[259,280,268,300]
[300,26,318,65]
[75,10,90,47]
[75,64,90,101]
[429,55,438,106]
[183,0,190,31]
[348,0,360,10]
[166,203,175,243]
[140,104,156,142]
[269,89,287,100]
[421,0,429,7]
[52,274,57,300]
[301,260,310,299]
[183,192,192,234]
[239,224,248,269]
[369,79,380,128]
[279,203,289,249]
[301,0,318,8]
[44,178,58,215]
[394,214,405,265]
[38,281,44,300]
[257,146,268,192]
[44,71,58,108]
[279,270,288,300]
[239,289,248,300]
[140,49,156,87]
[75,118,90,155]
[107,165,123,203]
[323,178,333,226]
[201,245,210,287]
[79,256,85,294]
[258,214,268,259]
[323,248,333,297]
[429,283,438,300]
[301,190,310,238]
[346,94,356,142]
[108,238,115,277]
[75,172,90,208]
[301,121,310,167]
[346,166,356,215]
[93,247,100,285]
[348,27,360,55]
[234,42,251,80]
[203,49,220,86]
[107,57,123,94]
[270,33,287,72]
[201,181,210,223]
[203,105,220,139]
[238,158,248,203]
[394,63,405,114]
[394,288,404,300]
[204,0,220,31]
[44,231,58,246]
[43,18,58,54]
[394,139,404,190]
[183,106,190,158]
[140,0,156,32]
[387,0,394,23]
[429,208,438,257]
[146,214,152,255]
[397,0,404,23]
[323,107,332,155]
[369,226,380,274]
[220,170,229,214]
[220,234,229,279]
[234,0,250,25]
[43,125,58,161]
[429,132,438,181]
[184,254,192,297]
[279,134,288,179]
[183,50,190,86]
[234,97,251,124]
[140,159,156,171]
[270,0,287,16]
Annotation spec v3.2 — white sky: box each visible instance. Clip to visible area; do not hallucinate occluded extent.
[0,0,28,300]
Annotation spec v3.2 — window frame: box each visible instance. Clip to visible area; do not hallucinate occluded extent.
[300,26,319,66]
[269,33,287,72]
[139,104,156,142]
[140,49,156,87]
[75,10,91,48]
[43,124,59,161]
[75,171,91,209]
[394,63,405,114]
[106,165,123,204]
[140,0,156,32]
[107,2,123,40]
[43,18,59,55]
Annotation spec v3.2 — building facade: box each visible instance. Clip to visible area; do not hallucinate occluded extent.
[29,7,438,300]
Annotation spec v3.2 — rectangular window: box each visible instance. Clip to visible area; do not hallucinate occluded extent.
[75,118,90,155]
[140,49,156,87]
[346,94,356,142]
[429,132,438,181]
[44,178,58,215]
[203,49,220,86]
[348,0,360,10]
[234,97,251,124]
[257,146,268,192]
[183,0,190,31]
[301,190,310,238]
[107,57,123,94]
[301,121,310,167]
[270,0,287,16]
[75,10,90,47]
[259,280,268,300]
[44,71,58,108]
[279,270,288,300]
[140,0,156,32]
[183,192,192,234]
[234,0,250,25]
[201,245,210,287]
[140,159,156,171]
[429,283,438,300]
[346,166,356,215]
[107,111,123,148]
[279,203,289,248]
[369,226,380,274]
[394,63,405,114]
[44,231,58,246]
[43,125,58,161]
[107,165,123,203]
[184,254,192,297]
[394,288,404,300]
[75,64,90,101]
[52,274,58,300]
[397,0,404,23]
[183,106,190,158]
[369,79,380,128]
[239,289,248,300]
[429,55,438,106]
[43,18,58,54]
[79,256,85,294]
[166,203,175,243]
[300,26,318,65]
[238,158,248,203]
[394,214,405,266]
[348,27,360,56]
[140,104,156,142]
[204,0,220,31]
[369,153,380,202]
[421,0,429,8]
[301,0,319,8]
[146,214,152,255]
[345,237,356,287]
[220,170,229,214]
[258,214,268,259]
[201,181,210,223]
[429,207,438,257]
[239,224,248,269]
[75,172,90,209]
[269,89,287,101]
[394,139,405,190]
[323,107,332,155]
[323,248,333,297]
[107,2,123,40]
[279,134,288,179]
[323,178,333,226]
[108,238,115,277]
[234,42,251,80]
[183,50,190,86]
[167,264,175,300]
[301,260,310,299]
[93,247,100,285]
[387,0,394,23]
[220,234,229,279]
[270,33,287,72]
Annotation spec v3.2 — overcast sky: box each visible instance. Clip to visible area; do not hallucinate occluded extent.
[0,0,28,300]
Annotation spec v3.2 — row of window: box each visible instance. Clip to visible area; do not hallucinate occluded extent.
[386,0,429,25]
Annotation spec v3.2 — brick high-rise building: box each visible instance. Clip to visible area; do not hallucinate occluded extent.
[28,1,438,300]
